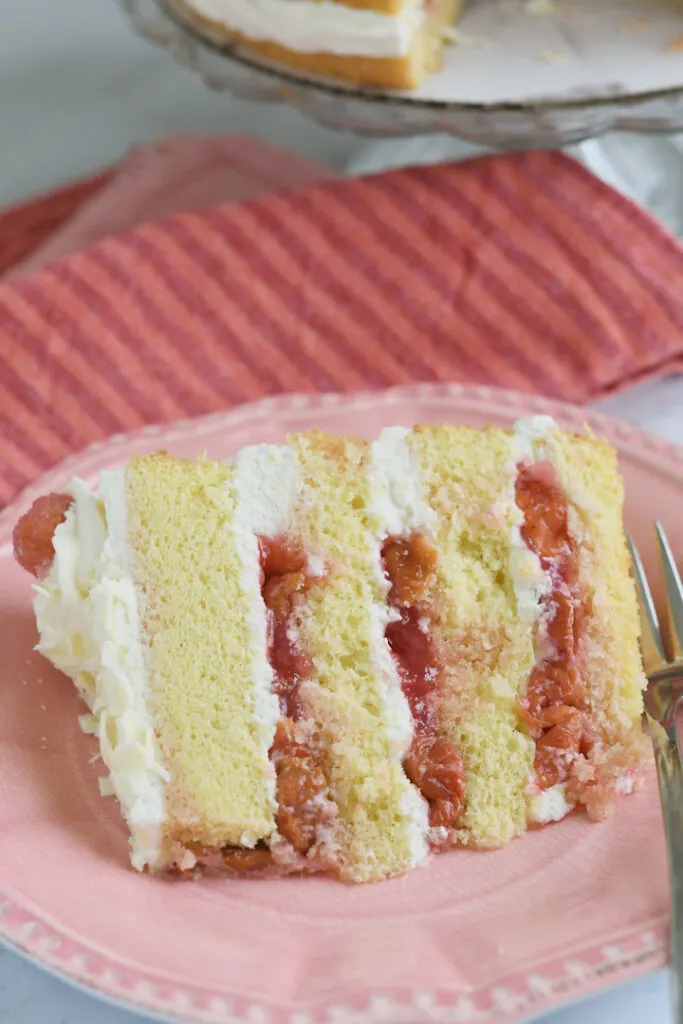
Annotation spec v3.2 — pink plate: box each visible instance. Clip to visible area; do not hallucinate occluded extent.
[0,383,674,1024]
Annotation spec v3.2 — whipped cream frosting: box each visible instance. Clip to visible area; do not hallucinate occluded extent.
[527,782,575,824]
[34,475,168,871]
[229,443,301,831]
[180,0,423,58]
[510,416,575,826]
[508,416,558,624]
[368,426,431,867]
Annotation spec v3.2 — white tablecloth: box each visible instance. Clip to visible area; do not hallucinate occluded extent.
[1,1,682,1021]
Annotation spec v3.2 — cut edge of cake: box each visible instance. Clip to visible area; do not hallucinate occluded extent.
[18,415,649,882]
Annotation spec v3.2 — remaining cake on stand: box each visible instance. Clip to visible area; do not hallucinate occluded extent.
[172,0,465,89]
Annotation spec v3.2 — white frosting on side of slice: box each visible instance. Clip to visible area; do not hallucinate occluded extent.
[368,426,431,868]
[368,425,436,538]
[511,417,584,825]
[512,415,559,464]
[229,443,301,826]
[34,474,168,871]
[508,416,559,624]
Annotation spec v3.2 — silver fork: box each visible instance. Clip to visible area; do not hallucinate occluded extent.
[628,523,683,1024]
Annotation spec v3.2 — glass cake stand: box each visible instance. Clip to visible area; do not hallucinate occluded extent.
[117,0,683,148]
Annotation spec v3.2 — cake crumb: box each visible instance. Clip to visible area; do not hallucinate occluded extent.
[79,714,98,735]
[98,776,115,797]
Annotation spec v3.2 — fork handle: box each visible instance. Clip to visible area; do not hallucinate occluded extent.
[652,726,683,1023]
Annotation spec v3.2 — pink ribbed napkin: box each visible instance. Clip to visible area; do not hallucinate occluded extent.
[1,135,338,279]
[2,134,683,511]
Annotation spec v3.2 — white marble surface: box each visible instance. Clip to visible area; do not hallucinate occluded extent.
[1,0,682,1021]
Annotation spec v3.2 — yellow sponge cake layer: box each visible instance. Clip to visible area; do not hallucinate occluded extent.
[409,426,536,848]
[538,428,648,816]
[291,431,428,882]
[175,0,465,91]
[126,453,277,853]
[547,432,645,728]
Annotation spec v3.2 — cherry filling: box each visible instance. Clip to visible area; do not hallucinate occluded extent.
[13,493,73,579]
[381,536,465,831]
[515,461,592,791]
[257,536,332,857]
[259,535,314,722]
[270,717,329,855]
[222,847,274,873]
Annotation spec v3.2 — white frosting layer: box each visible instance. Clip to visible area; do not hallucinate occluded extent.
[368,426,431,867]
[510,417,580,825]
[34,475,168,871]
[369,425,436,538]
[230,443,301,828]
[181,0,423,57]
[508,416,559,623]
[512,415,559,464]
[527,782,575,824]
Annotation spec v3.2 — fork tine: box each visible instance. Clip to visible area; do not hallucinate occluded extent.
[627,530,667,671]
[655,521,683,662]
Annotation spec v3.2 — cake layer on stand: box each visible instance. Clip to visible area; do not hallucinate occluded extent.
[173,0,465,89]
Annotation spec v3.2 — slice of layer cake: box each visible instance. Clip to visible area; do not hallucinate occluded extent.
[13,417,649,882]
[173,0,465,89]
